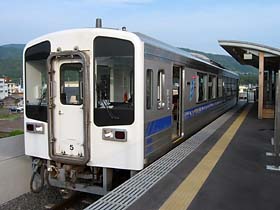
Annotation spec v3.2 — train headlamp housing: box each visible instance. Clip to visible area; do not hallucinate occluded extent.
[26,123,44,134]
[102,128,127,142]
[103,129,114,140]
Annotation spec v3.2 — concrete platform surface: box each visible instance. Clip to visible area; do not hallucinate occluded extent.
[0,135,32,205]
[0,135,24,162]
[127,103,280,210]
[0,156,32,204]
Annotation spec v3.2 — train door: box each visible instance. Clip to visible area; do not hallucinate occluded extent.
[48,52,90,165]
[172,66,183,140]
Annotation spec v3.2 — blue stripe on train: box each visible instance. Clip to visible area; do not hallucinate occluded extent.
[184,100,223,120]
[144,100,225,156]
[145,101,223,138]
[145,115,172,137]
[146,137,153,144]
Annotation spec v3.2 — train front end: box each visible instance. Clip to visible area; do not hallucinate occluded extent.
[24,28,144,194]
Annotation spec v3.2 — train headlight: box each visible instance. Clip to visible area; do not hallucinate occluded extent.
[103,128,114,140]
[35,124,44,133]
[102,128,127,142]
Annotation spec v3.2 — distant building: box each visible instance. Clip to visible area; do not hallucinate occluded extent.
[239,85,248,94]
[14,84,23,93]
[0,78,8,100]
[2,94,23,108]
[4,77,12,83]
[7,82,17,95]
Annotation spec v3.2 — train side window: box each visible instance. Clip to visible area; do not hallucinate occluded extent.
[197,72,207,102]
[146,69,153,109]
[218,76,223,97]
[208,75,217,100]
[232,79,237,96]
[157,70,165,109]
[224,77,227,97]
[229,78,232,96]
[226,77,231,97]
[232,78,236,96]
[213,76,217,98]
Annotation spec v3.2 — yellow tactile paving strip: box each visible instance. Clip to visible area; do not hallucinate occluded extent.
[160,104,252,210]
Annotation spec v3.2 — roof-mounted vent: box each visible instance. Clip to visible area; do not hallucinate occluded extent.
[96,18,102,28]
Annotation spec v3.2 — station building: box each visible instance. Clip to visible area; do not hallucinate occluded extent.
[0,78,8,100]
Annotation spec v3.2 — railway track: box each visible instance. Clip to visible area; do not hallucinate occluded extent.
[45,191,101,210]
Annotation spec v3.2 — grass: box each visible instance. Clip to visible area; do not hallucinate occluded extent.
[9,130,24,136]
[0,113,22,120]
[0,132,10,138]
[0,130,24,138]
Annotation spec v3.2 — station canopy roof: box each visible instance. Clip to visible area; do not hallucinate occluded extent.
[219,40,280,70]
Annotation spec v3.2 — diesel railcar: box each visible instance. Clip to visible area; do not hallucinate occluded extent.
[24,22,239,194]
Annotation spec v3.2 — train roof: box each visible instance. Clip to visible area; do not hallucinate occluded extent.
[24,28,238,79]
[134,32,239,78]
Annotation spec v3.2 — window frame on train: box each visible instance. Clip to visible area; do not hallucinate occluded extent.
[218,76,223,98]
[208,74,217,100]
[146,69,153,110]
[93,36,135,126]
[24,41,51,122]
[196,72,208,103]
[157,69,165,109]
[60,63,83,106]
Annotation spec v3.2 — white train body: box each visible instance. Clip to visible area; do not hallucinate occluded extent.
[25,29,144,171]
[24,25,238,194]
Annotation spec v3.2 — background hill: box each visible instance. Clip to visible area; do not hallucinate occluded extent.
[0,44,24,84]
[0,44,258,85]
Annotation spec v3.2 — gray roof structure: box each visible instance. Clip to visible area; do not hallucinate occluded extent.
[219,40,280,70]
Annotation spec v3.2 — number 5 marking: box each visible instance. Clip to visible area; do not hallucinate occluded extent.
[70,145,74,151]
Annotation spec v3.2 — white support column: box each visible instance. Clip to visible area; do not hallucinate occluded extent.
[266,70,280,171]
[269,70,273,103]
[258,52,264,119]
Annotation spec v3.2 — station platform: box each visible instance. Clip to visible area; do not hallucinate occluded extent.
[131,103,280,210]
[0,135,31,205]
[86,102,280,210]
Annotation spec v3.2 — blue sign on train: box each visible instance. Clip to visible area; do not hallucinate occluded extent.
[189,79,195,101]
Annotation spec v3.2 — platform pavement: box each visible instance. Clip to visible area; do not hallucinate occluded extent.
[127,103,280,210]
[0,135,25,161]
[0,135,32,205]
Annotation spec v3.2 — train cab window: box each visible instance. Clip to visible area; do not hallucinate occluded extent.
[146,69,153,109]
[197,72,207,102]
[208,75,217,100]
[60,63,83,105]
[94,37,134,126]
[25,41,51,122]
[157,70,165,109]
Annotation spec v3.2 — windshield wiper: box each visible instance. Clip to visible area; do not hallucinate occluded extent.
[101,100,119,120]
[38,88,47,106]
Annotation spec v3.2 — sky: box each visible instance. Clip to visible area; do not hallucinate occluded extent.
[0,0,280,54]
